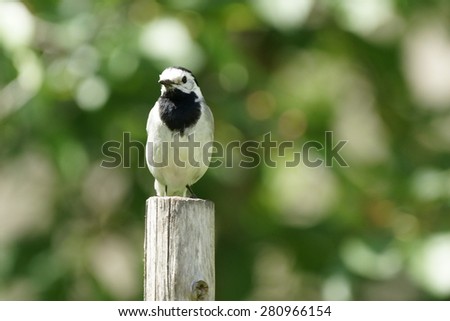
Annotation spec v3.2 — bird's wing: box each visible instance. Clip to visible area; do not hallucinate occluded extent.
[146,102,164,174]
[202,102,214,139]
[146,102,160,135]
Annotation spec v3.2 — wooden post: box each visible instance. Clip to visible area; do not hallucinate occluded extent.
[144,197,215,301]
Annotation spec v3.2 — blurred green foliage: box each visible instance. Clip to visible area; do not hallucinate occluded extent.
[1,0,450,300]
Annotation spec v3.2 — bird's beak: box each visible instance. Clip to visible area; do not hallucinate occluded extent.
[159,79,175,86]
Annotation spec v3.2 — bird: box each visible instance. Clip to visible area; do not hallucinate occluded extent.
[145,66,214,197]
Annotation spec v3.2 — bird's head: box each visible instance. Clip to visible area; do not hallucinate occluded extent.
[158,66,202,97]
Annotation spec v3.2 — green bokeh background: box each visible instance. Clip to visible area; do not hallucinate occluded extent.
[1,0,450,300]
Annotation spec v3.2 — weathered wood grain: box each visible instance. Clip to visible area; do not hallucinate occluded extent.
[144,197,215,301]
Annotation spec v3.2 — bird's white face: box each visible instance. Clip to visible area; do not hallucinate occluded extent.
[159,67,202,97]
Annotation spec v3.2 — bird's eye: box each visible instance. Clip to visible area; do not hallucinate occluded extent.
[182,76,187,84]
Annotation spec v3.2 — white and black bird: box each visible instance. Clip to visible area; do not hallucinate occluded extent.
[145,66,214,197]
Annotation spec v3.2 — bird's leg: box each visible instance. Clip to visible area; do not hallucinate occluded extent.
[165,185,168,196]
[186,185,197,198]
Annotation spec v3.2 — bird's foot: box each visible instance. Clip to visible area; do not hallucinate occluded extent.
[186,185,197,198]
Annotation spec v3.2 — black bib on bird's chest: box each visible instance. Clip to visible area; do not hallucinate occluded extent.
[159,89,201,136]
